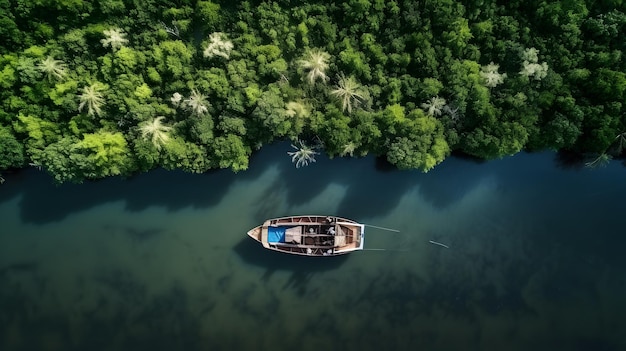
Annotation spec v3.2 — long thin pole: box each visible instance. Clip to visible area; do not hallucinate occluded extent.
[363,248,409,252]
[363,224,400,232]
[429,240,449,249]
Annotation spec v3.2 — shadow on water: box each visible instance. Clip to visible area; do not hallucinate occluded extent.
[233,237,348,296]
[0,167,246,224]
[0,144,264,224]
[1,141,496,225]
[252,143,499,220]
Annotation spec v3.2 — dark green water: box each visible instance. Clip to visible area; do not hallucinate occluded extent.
[1,143,625,351]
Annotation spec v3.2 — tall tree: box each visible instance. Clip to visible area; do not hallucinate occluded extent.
[101,28,129,51]
[183,89,210,117]
[298,49,331,84]
[38,56,68,82]
[330,74,366,114]
[0,125,25,170]
[139,116,173,150]
[421,96,446,117]
[288,140,318,168]
[203,32,234,59]
[78,83,106,117]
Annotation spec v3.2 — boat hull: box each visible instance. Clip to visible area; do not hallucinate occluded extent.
[247,215,365,256]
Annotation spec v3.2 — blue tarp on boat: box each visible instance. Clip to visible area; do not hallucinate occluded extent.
[268,226,292,243]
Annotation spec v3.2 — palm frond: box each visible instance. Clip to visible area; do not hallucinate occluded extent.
[421,96,446,117]
[139,116,173,150]
[287,140,319,168]
[585,153,611,168]
[101,28,129,51]
[298,49,331,85]
[203,32,234,59]
[38,56,68,81]
[78,84,105,117]
[183,89,210,116]
[330,74,365,114]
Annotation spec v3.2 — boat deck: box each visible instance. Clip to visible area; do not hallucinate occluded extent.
[251,216,362,256]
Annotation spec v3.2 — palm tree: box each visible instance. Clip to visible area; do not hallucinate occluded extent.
[288,140,318,168]
[203,32,234,59]
[101,28,129,51]
[586,131,626,168]
[38,56,67,81]
[330,74,365,114]
[139,116,173,150]
[298,49,331,85]
[585,153,611,168]
[421,96,447,117]
[183,89,210,116]
[78,83,105,117]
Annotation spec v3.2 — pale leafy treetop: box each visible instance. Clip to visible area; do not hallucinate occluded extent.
[421,96,447,116]
[298,49,331,85]
[285,101,310,119]
[203,32,234,59]
[78,83,106,117]
[171,92,182,107]
[288,140,318,168]
[521,47,539,63]
[38,56,67,81]
[101,28,129,51]
[520,47,549,80]
[139,116,173,150]
[480,62,507,88]
[183,89,210,116]
[330,74,365,114]
[520,61,549,80]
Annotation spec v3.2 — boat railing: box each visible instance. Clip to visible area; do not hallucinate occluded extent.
[270,242,339,249]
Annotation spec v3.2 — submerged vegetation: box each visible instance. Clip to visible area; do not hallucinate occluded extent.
[0,0,625,182]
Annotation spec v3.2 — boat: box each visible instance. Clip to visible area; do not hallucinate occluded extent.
[247,215,365,256]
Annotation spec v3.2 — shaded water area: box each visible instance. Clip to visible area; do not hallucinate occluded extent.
[1,143,625,351]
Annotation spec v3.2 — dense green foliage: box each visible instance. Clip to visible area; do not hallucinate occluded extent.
[1,0,625,182]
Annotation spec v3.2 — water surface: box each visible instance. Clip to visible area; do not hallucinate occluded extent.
[1,143,625,351]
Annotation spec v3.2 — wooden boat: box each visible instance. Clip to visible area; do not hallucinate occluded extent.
[247,215,365,256]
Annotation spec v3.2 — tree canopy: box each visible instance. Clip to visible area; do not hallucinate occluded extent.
[1,0,625,182]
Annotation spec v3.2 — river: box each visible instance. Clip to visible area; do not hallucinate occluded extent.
[1,143,625,351]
